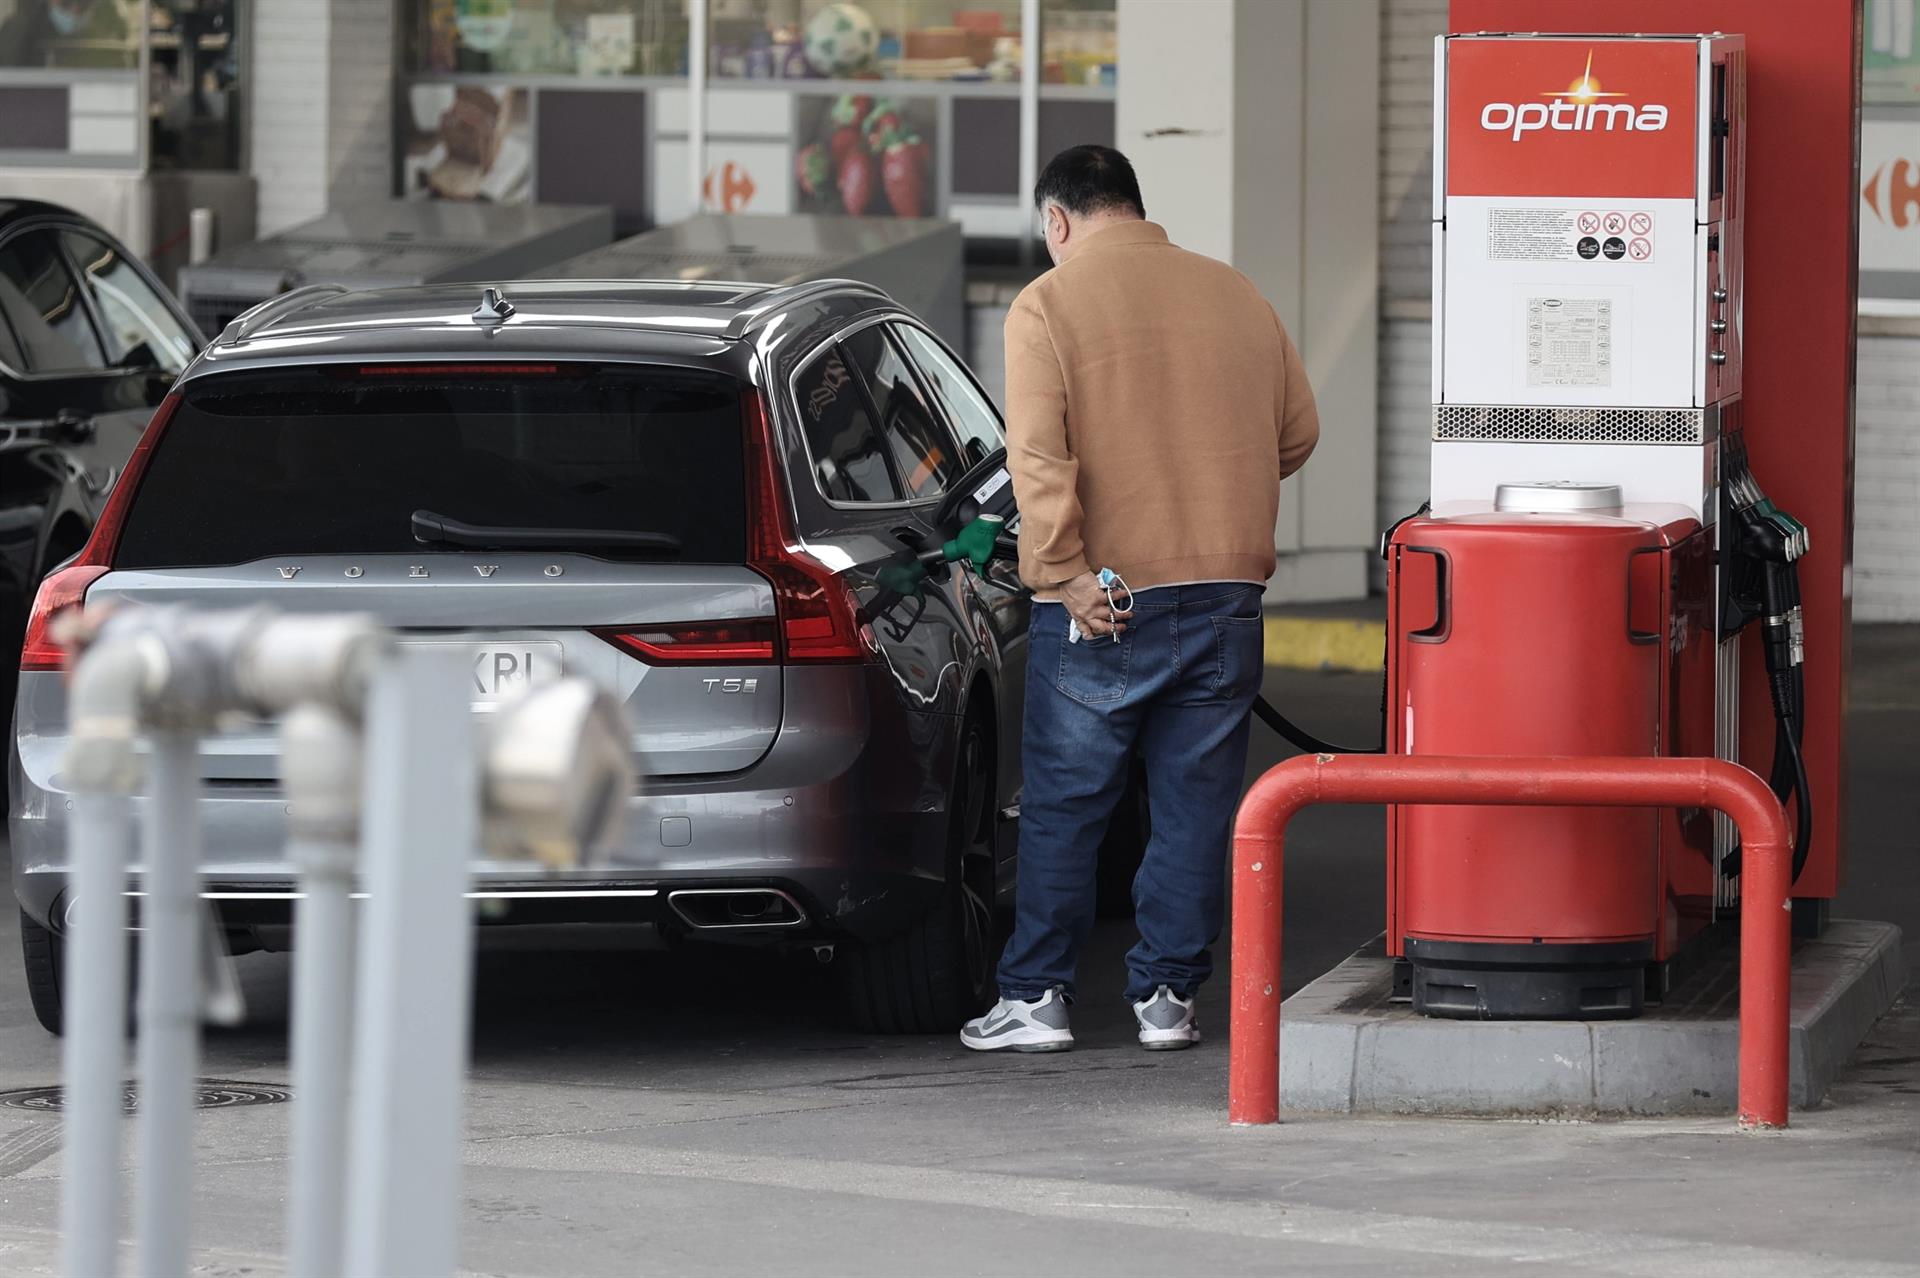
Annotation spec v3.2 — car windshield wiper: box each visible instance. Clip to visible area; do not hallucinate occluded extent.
[411,509,683,555]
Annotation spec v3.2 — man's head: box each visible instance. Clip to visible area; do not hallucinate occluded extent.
[1034,145,1145,267]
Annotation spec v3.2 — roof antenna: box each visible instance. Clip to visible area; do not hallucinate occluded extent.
[472,286,515,328]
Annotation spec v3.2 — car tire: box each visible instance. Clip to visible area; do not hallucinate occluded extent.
[21,910,64,1036]
[839,717,999,1033]
[1095,758,1150,919]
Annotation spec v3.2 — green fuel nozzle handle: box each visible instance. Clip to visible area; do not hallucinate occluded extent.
[941,513,1005,573]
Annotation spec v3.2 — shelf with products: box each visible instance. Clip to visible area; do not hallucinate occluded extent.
[400,72,1112,102]
[709,0,1116,90]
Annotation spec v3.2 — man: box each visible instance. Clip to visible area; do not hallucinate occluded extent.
[961,145,1319,1053]
[0,0,127,70]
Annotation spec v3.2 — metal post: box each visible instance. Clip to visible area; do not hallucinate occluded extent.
[284,706,364,1278]
[1018,0,1041,264]
[134,731,203,1278]
[60,793,134,1278]
[1226,754,1793,1130]
[343,650,479,1277]
[687,0,709,214]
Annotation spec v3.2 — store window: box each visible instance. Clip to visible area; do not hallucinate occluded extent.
[391,0,1117,236]
[148,0,243,170]
[706,0,1112,86]
[405,1,690,77]
[0,0,139,70]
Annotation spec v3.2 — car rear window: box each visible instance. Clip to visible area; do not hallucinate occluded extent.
[114,364,748,569]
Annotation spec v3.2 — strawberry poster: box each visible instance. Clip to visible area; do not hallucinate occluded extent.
[794,93,936,219]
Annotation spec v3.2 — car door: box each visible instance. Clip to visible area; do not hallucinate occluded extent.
[784,319,970,720]
[53,227,199,496]
[0,224,190,516]
[888,320,1030,819]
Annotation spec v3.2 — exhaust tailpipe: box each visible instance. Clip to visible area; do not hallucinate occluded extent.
[666,888,807,930]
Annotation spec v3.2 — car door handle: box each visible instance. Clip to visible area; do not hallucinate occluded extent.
[54,411,96,443]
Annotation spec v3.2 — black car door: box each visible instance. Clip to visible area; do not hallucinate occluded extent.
[0,226,194,512]
[48,228,198,494]
[886,320,1031,816]
[784,320,971,720]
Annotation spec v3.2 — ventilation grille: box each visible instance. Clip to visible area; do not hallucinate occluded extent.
[1433,405,1705,445]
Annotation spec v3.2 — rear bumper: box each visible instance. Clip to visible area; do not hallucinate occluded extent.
[12,665,963,945]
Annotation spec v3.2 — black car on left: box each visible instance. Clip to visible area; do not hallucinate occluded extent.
[0,198,202,678]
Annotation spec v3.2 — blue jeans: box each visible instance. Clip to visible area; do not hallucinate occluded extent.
[997,583,1264,1003]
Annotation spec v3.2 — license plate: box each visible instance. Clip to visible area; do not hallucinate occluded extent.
[400,641,565,704]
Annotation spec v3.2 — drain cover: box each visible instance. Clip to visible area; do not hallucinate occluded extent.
[0,1080,291,1115]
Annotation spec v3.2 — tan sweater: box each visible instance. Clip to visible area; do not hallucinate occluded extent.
[1004,220,1320,592]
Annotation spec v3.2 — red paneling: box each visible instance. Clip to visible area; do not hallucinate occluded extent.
[1451,2,1862,896]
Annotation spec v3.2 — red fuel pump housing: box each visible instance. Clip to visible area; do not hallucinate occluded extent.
[1385,495,1717,1018]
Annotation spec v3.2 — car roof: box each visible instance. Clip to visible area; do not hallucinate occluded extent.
[185,278,896,381]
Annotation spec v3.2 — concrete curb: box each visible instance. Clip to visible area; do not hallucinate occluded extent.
[1278,920,1905,1116]
[1262,617,1385,672]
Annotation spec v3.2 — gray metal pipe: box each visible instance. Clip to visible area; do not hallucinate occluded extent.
[284,705,364,1278]
[59,793,134,1278]
[134,732,203,1278]
[344,650,479,1277]
[61,631,157,1278]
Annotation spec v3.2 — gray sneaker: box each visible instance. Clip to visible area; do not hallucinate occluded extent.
[1132,985,1200,1050]
[959,987,1074,1052]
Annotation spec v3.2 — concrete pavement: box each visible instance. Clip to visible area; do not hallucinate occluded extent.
[0,633,1913,1276]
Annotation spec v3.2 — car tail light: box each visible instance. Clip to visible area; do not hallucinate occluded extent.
[594,620,777,665]
[19,392,182,673]
[20,565,110,672]
[742,390,872,664]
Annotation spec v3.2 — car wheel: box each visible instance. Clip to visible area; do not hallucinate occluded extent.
[1095,758,1150,919]
[20,910,64,1036]
[839,716,999,1033]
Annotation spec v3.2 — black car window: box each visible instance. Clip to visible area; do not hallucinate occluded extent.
[792,341,903,504]
[114,365,750,568]
[62,231,197,374]
[890,323,1004,466]
[842,324,959,501]
[0,229,108,373]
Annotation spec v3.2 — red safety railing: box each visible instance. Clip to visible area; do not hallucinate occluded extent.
[1229,755,1793,1130]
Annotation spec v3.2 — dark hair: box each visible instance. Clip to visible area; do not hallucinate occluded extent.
[1033,145,1145,219]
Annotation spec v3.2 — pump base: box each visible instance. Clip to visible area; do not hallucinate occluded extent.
[1281,922,1904,1116]
[1403,938,1654,1020]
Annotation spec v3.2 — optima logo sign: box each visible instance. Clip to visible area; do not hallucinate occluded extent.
[1446,37,1700,200]
[1479,52,1670,141]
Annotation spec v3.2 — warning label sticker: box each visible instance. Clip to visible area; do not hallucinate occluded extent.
[1488,208,1653,263]
[1488,208,1579,261]
[1525,297,1613,388]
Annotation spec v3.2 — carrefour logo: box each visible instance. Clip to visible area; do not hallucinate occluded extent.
[1478,50,1671,141]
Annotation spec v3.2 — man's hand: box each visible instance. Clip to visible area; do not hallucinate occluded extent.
[1058,571,1131,639]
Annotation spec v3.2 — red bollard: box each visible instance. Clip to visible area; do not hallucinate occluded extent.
[1227,754,1793,1131]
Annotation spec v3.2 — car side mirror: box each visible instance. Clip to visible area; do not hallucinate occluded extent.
[931,446,1015,535]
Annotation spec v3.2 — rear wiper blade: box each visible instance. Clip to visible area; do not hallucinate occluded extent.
[411,509,683,554]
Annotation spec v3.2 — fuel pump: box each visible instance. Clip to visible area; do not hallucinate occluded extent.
[1383,31,1813,1021]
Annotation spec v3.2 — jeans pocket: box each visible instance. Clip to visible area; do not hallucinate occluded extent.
[1209,605,1264,700]
[1055,617,1132,705]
